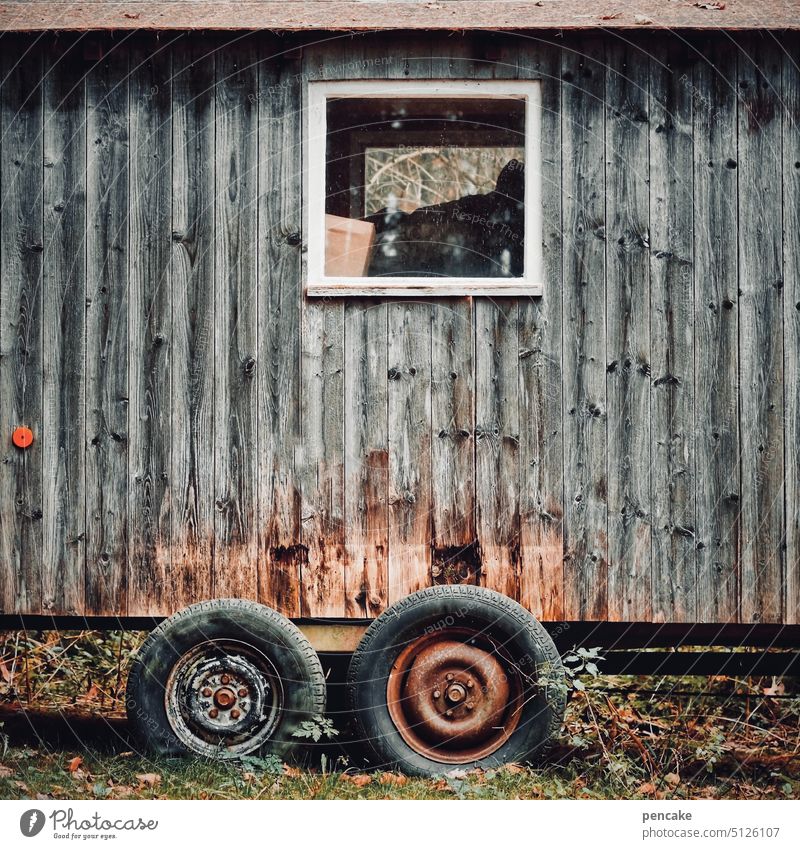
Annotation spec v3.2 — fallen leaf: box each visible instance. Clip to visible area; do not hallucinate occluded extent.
[0,764,13,778]
[445,768,469,779]
[638,781,657,796]
[135,773,161,787]
[283,765,302,778]
[600,12,621,20]
[67,756,83,774]
[665,772,681,787]
[502,762,526,775]
[379,772,408,786]
[112,785,134,799]
[81,683,100,703]
[635,15,654,24]
[342,773,372,787]
[763,679,785,696]
[694,2,725,9]
[0,656,11,683]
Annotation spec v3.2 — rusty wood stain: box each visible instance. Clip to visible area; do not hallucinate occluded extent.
[431,542,482,586]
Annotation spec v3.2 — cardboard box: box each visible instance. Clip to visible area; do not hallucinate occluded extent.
[325,214,376,277]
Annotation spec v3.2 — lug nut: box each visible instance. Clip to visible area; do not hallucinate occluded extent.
[238,688,248,698]
[433,689,441,699]
[466,679,474,689]
[230,709,241,720]
[446,673,454,682]
[209,708,219,719]
[220,674,230,685]
[202,687,212,698]
[466,701,475,711]
[446,709,454,717]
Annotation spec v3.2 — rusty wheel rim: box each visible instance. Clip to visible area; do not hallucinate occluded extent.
[165,639,283,757]
[386,628,524,763]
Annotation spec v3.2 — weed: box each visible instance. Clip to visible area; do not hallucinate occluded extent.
[291,716,339,743]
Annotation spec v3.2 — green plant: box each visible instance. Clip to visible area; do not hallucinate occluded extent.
[695,728,727,773]
[291,715,339,743]
[237,753,284,775]
[562,646,605,692]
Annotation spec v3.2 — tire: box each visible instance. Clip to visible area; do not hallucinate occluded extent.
[346,585,566,777]
[126,599,325,760]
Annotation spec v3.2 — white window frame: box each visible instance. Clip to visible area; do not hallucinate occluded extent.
[305,79,543,297]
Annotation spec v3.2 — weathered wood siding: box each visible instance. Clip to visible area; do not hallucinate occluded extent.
[1,31,797,625]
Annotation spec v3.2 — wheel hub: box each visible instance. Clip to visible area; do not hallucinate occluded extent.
[445,682,467,704]
[387,631,523,763]
[213,687,237,709]
[166,640,283,755]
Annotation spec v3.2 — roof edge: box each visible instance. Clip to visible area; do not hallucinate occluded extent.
[1,1,798,33]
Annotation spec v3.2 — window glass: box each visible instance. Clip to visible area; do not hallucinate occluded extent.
[323,96,526,279]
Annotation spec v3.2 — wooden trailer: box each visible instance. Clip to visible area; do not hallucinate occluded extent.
[1,0,799,773]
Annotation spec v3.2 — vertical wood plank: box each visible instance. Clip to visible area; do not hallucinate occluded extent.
[343,36,389,617]
[257,38,304,616]
[386,37,434,603]
[693,40,740,625]
[561,37,608,621]
[298,39,349,617]
[42,37,85,615]
[0,38,44,615]
[470,37,520,601]
[85,42,129,615]
[214,37,259,599]
[475,299,519,600]
[428,40,476,592]
[649,40,696,623]
[605,39,651,622]
[784,37,800,625]
[388,300,433,601]
[430,300,476,587]
[517,39,564,620]
[128,36,173,615]
[345,300,389,615]
[171,36,215,607]
[299,299,346,615]
[737,34,784,624]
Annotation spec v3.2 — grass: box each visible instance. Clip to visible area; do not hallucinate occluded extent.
[1,630,799,800]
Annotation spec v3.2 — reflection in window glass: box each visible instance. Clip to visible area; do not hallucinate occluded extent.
[324,96,526,279]
[364,146,525,215]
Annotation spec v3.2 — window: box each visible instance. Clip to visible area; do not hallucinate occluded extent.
[306,80,542,296]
